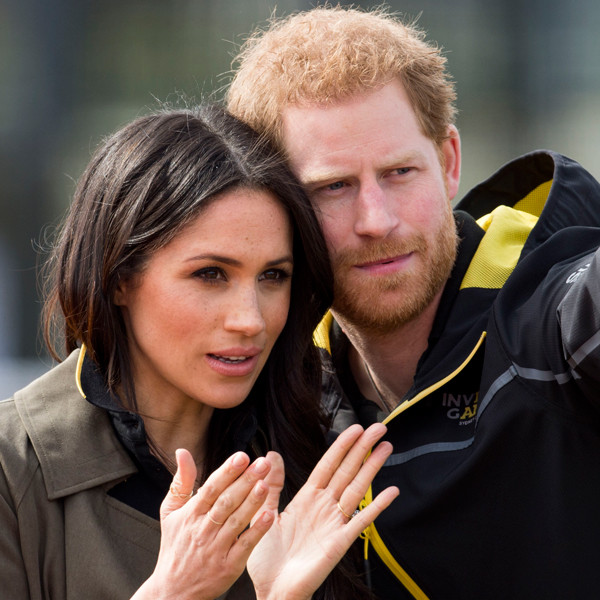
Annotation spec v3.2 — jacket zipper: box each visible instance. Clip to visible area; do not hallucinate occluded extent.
[364,331,487,598]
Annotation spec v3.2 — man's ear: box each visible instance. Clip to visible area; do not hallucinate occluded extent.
[441,125,461,202]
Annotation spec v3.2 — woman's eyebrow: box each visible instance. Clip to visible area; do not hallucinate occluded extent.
[185,254,293,266]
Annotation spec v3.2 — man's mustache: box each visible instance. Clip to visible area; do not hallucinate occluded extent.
[331,235,427,269]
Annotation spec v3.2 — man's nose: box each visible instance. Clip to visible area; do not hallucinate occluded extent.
[353,182,399,239]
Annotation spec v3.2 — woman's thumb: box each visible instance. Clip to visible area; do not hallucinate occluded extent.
[160,448,197,519]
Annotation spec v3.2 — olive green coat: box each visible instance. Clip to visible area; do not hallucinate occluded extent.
[0,350,254,599]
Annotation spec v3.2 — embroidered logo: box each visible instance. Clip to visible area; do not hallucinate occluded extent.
[566,263,590,284]
[442,392,479,425]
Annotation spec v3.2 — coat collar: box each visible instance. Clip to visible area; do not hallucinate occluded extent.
[13,349,135,500]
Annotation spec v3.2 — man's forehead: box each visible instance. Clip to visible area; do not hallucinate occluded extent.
[280,80,416,137]
[280,93,428,185]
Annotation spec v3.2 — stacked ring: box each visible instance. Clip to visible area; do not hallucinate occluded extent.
[207,511,225,526]
[169,484,193,500]
[337,501,360,520]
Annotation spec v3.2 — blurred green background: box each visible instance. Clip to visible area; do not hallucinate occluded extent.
[2,0,600,394]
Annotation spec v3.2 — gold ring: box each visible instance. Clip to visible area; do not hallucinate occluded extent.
[169,484,193,500]
[337,501,354,519]
[207,511,225,526]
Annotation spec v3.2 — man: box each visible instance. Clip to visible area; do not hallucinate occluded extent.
[227,6,600,599]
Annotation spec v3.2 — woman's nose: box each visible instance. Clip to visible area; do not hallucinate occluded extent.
[222,287,266,336]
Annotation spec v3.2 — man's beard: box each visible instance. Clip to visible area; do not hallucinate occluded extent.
[331,209,459,336]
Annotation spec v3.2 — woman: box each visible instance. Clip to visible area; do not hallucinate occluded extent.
[0,105,398,599]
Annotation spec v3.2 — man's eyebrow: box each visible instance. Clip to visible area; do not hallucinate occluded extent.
[301,171,349,188]
[299,151,426,187]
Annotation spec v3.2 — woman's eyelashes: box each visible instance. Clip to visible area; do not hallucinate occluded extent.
[193,266,227,283]
[192,266,292,285]
[259,267,292,284]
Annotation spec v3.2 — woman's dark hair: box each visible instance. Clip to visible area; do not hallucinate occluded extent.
[42,105,367,599]
[43,103,330,468]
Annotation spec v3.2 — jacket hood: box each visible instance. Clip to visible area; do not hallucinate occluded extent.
[456,150,600,258]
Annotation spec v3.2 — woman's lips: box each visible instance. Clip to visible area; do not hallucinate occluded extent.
[206,349,261,377]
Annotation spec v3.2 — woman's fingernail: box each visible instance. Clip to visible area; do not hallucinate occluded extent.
[231,452,246,467]
[261,510,274,524]
[253,457,269,474]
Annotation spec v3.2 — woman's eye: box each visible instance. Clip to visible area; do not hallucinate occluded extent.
[260,268,292,283]
[327,181,345,191]
[194,267,226,282]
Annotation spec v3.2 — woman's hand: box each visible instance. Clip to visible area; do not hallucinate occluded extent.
[132,448,276,600]
[247,423,399,600]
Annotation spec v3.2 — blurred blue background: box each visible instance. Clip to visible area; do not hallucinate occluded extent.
[2,0,600,397]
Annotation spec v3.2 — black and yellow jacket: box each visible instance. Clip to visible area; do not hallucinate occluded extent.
[315,151,600,599]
